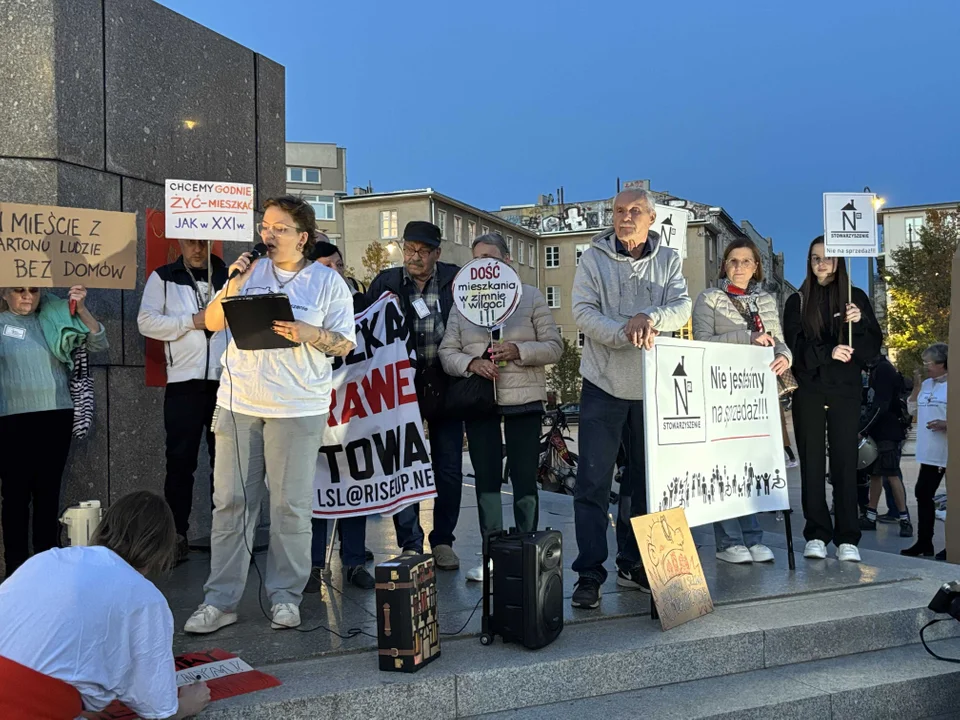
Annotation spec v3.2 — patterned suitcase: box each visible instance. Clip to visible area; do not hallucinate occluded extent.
[375,554,441,672]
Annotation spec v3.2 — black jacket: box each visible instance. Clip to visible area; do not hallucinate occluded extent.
[865,357,906,443]
[366,262,459,368]
[783,286,882,400]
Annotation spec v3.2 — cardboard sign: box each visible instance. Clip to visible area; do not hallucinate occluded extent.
[314,293,436,519]
[0,202,137,289]
[823,192,879,257]
[653,204,690,259]
[164,179,255,242]
[633,508,714,631]
[642,337,790,528]
[452,257,523,328]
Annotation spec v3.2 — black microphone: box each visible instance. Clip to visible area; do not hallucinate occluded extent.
[229,243,269,279]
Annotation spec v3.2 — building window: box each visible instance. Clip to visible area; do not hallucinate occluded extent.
[287,167,321,184]
[677,318,693,340]
[545,246,560,268]
[437,209,446,239]
[506,235,513,255]
[546,286,560,309]
[518,241,525,265]
[380,210,398,240]
[575,243,589,265]
[482,225,489,235]
[529,243,536,268]
[708,236,717,262]
[301,194,335,221]
[454,216,463,245]
[905,216,924,246]
[577,331,585,348]
[468,220,477,241]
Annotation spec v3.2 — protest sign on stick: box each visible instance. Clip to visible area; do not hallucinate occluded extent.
[314,293,435,518]
[652,204,690,259]
[642,337,790,528]
[164,179,255,242]
[0,202,137,289]
[452,257,523,328]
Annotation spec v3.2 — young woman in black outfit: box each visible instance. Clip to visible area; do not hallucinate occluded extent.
[783,236,882,563]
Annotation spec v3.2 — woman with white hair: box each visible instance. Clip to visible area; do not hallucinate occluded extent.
[902,342,949,560]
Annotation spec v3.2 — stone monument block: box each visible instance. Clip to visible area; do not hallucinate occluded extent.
[256,55,287,202]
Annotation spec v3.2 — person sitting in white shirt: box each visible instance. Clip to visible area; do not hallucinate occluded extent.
[0,491,210,719]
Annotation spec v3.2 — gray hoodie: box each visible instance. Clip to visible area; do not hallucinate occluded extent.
[572,228,691,400]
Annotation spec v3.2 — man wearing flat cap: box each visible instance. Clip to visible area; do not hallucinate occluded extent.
[366,221,464,570]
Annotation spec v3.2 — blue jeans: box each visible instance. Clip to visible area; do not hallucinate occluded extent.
[393,417,464,550]
[311,516,367,568]
[572,379,647,584]
[713,514,763,551]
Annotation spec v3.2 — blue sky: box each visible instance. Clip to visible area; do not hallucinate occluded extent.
[158,0,959,288]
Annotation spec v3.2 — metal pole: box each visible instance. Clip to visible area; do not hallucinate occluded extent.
[848,264,853,346]
[323,518,339,576]
[206,241,213,305]
[784,509,796,571]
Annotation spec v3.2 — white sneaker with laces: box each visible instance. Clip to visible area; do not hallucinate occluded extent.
[748,544,775,563]
[803,539,827,559]
[837,544,861,562]
[183,604,237,634]
[465,560,492,583]
[270,603,301,630]
[716,545,753,564]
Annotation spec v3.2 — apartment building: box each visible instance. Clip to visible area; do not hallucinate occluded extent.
[338,188,540,286]
[285,141,347,244]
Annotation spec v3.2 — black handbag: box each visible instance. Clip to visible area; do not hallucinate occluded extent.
[415,364,449,422]
[444,374,496,420]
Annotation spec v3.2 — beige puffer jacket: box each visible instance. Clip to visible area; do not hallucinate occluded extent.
[692,287,792,362]
[439,285,563,407]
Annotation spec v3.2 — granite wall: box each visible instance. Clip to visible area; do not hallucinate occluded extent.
[0,0,285,574]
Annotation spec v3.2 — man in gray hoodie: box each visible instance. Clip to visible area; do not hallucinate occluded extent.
[570,189,692,609]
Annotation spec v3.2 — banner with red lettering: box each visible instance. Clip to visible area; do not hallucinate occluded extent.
[313,293,435,519]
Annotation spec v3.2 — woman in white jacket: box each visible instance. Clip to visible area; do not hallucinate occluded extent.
[692,238,791,565]
[440,234,563,581]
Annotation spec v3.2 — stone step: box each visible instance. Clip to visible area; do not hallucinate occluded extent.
[466,636,960,719]
[200,579,960,720]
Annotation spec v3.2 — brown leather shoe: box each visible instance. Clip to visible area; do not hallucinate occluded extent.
[431,544,460,570]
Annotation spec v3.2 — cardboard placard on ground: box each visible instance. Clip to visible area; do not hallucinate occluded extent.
[642,337,790,528]
[633,508,714,631]
[0,202,137,289]
[452,257,523,328]
[822,192,879,257]
[164,179,255,242]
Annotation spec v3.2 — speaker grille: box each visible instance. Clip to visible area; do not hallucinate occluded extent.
[540,573,563,632]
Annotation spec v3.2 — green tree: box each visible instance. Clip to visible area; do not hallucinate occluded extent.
[884,209,959,376]
[360,241,392,285]
[546,338,582,403]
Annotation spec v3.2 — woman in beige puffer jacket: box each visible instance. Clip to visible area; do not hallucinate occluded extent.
[440,234,563,581]
[692,238,792,568]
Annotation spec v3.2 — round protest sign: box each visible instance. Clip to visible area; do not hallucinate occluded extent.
[452,258,523,328]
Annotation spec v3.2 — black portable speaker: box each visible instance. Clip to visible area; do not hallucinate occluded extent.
[480,529,563,649]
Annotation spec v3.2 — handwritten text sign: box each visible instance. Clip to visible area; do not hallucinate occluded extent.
[452,258,523,328]
[164,179,254,242]
[633,508,713,631]
[0,202,137,289]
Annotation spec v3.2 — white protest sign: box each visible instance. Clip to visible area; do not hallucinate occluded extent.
[653,204,690,260]
[823,192,879,257]
[642,337,790,528]
[452,258,523,328]
[176,657,254,687]
[314,293,436,519]
[164,179,255,242]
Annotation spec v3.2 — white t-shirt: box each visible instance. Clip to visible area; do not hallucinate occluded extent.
[217,258,356,418]
[914,376,948,467]
[0,546,178,718]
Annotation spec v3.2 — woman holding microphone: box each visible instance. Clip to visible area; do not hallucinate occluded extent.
[184,196,356,634]
[692,238,788,565]
[784,236,881,563]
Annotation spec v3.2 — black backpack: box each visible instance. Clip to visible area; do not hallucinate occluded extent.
[870,364,913,432]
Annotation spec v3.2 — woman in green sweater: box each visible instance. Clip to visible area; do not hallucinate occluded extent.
[0,285,108,578]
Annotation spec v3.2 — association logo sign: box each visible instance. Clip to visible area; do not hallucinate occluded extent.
[823,192,878,257]
[452,258,523,328]
[654,345,707,445]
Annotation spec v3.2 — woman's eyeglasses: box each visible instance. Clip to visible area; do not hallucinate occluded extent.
[256,222,298,238]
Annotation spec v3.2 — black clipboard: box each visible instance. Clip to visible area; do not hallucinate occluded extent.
[221,293,299,350]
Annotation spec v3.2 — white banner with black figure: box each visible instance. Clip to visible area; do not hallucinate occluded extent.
[313,293,436,519]
[643,337,790,528]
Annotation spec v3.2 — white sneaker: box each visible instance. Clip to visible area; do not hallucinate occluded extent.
[803,540,827,559]
[184,604,237,634]
[748,544,775,563]
[837,544,861,563]
[270,603,301,630]
[716,545,753,564]
[465,560,492,583]
[786,457,799,469]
